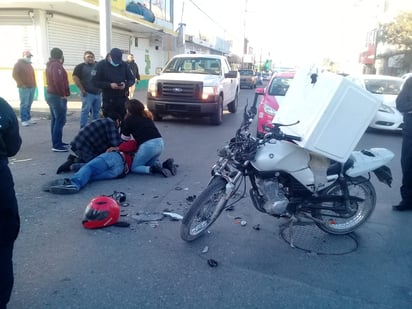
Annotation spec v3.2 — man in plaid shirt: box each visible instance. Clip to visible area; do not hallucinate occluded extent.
[56,114,122,174]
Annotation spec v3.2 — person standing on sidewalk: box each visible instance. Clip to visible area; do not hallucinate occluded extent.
[73,51,102,128]
[393,76,412,211]
[45,48,70,152]
[0,97,22,308]
[12,50,37,127]
[92,48,135,119]
[126,53,140,100]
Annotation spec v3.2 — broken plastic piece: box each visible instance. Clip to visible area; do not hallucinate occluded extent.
[163,212,183,220]
[207,259,218,267]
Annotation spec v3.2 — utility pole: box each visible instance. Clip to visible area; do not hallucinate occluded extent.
[242,0,247,69]
[99,0,112,59]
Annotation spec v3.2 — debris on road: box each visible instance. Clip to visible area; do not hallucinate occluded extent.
[163,211,183,221]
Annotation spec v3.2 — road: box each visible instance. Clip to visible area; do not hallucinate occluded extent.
[7,88,412,309]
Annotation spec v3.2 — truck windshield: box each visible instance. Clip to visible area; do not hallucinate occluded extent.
[163,57,221,75]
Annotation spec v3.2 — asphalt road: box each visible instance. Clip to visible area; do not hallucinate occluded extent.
[7,89,412,309]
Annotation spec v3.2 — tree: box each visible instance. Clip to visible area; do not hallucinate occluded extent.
[381,11,412,72]
[381,11,412,50]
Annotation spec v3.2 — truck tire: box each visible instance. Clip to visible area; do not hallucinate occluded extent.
[227,92,238,114]
[150,110,162,121]
[210,95,223,125]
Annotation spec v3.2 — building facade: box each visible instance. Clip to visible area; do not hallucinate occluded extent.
[0,0,178,102]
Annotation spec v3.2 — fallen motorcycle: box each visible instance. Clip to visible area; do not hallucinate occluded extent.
[180,104,394,242]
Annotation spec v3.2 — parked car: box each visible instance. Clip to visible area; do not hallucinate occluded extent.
[346,74,404,131]
[254,71,295,137]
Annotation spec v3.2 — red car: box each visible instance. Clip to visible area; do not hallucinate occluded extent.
[254,71,295,137]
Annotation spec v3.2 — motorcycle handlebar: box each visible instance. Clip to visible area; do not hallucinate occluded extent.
[282,133,302,142]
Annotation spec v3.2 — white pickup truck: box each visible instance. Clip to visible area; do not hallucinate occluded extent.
[147,54,240,125]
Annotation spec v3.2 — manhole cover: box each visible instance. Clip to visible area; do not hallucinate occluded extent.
[280,223,358,255]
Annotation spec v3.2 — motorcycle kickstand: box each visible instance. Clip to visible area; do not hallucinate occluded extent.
[280,215,299,248]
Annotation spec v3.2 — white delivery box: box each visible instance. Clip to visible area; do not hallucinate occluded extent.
[275,66,380,163]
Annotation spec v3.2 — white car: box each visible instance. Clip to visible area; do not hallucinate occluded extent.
[346,74,404,131]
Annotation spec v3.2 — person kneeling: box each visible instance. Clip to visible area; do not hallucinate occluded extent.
[44,140,137,194]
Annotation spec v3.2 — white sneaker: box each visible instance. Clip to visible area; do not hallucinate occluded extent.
[29,119,37,124]
[21,121,30,127]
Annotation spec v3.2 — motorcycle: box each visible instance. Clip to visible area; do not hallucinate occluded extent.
[180,103,394,242]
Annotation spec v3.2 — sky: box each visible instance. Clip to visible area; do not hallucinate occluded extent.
[173,0,390,71]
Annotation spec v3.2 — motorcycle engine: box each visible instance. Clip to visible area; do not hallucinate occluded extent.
[256,177,289,215]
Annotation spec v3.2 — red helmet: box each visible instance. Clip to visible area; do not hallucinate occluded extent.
[82,196,120,229]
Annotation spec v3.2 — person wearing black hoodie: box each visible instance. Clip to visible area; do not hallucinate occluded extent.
[93,48,135,119]
[0,97,22,309]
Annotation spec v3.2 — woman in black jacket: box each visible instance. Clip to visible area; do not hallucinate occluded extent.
[0,97,22,308]
[121,99,176,177]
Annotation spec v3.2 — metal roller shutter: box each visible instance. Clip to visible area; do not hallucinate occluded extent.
[47,14,131,66]
[0,10,35,67]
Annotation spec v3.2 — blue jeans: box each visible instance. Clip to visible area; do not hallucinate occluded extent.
[70,152,125,190]
[80,92,102,128]
[131,137,164,174]
[46,93,67,148]
[18,87,35,122]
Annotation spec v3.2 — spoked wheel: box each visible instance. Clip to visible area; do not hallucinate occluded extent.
[312,177,376,235]
[180,178,228,242]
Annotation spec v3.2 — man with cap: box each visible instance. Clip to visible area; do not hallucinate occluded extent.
[92,48,135,119]
[12,50,37,127]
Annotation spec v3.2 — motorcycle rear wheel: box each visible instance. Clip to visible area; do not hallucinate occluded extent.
[312,177,376,235]
[181,177,228,242]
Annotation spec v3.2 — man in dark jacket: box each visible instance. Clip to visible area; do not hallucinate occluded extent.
[56,115,122,174]
[92,48,135,119]
[393,76,412,211]
[0,97,22,308]
[126,53,140,99]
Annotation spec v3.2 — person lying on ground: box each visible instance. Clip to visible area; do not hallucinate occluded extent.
[56,114,123,174]
[121,99,177,177]
[44,140,138,194]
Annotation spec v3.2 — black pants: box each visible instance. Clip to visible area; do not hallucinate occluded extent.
[401,114,412,203]
[102,96,127,120]
[0,160,20,308]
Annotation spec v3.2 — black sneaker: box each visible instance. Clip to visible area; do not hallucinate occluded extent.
[392,201,412,211]
[162,158,177,176]
[42,178,71,192]
[150,165,171,177]
[52,146,69,152]
[49,179,79,194]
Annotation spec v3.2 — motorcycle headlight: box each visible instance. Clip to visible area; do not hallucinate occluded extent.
[263,104,277,116]
[378,103,394,114]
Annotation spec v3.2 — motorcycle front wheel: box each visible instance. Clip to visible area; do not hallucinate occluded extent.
[181,177,228,242]
[312,176,376,235]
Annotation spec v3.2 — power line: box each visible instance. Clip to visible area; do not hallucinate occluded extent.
[186,0,243,41]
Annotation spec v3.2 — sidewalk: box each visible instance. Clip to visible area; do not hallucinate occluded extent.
[7,88,148,113]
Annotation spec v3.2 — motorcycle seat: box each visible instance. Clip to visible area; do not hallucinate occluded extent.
[327,158,354,176]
